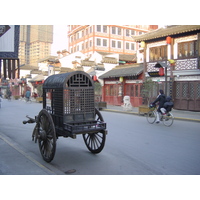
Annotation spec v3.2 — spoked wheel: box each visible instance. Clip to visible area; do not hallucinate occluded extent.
[83,108,106,154]
[163,112,174,127]
[146,110,156,124]
[37,109,56,162]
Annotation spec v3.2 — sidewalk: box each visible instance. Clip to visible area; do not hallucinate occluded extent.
[0,132,56,175]
[103,105,200,122]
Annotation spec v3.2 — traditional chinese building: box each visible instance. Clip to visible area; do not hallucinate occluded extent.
[134,25,200,111]
[99,64,143,106]
[0,25,20,96]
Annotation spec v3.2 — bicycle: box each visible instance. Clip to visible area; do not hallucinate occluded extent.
[146,104,174,127]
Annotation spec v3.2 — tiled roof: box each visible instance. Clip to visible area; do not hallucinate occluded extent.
[81,60,95,66]
[119,54,136,61]
[38,56,59,63]
[59,67,74,74]
[102,57,118,64]
[99,64,143,79]
[20,65,38,70]
[133,25,200,42]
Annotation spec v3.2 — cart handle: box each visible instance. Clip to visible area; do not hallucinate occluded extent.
[23,115,36,124]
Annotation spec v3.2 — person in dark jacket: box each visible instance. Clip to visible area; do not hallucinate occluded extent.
[163,96,174,112]
[152,89,166,123]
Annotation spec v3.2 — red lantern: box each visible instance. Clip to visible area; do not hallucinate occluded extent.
[36,81,38,84]
[93,75,97,81]
[159,67,164,76]
[166,36,171,44]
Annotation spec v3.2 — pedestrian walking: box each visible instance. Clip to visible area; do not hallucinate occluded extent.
[25,90,31,102]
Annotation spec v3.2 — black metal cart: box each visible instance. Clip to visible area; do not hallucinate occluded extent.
[23,71,107,162]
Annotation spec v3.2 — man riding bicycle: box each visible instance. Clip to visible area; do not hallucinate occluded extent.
[151,89,166,123]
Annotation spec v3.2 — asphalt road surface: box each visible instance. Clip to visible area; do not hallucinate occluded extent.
[0,99,200,175]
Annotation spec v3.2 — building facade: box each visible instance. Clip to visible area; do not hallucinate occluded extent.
[134,25,200,111]
[19,25,53,66]
[68,25,158,57]
[99,64,143,107]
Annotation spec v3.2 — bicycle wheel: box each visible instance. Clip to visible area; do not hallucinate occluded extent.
[163,112,174,127]
[146,110,156,124]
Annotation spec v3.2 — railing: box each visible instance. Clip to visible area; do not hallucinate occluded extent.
[147,58,198,72]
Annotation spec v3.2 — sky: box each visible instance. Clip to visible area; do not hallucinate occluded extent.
[51,25,68,56]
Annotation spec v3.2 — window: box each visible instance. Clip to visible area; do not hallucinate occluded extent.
[126,29,130,36]
[105,85,109,96]
[112,40,116,48]
[149,45,167,61]
[178,40,198,58]
[126,42,129,49]
[131,30,135,35]
[90,40,92,47]
[135,85,139,97]
[103,25,107,33]
[97,38,101,46]
[110,85,114,96]
[97,25,101,32]
[103,39,107,47]
[117,41,121,48]
[130,85,134,96]
[77,32,79,39]
[131,43,135,50]
[126,84,141,97]
[112,27,116,34]
[118,28,121,35]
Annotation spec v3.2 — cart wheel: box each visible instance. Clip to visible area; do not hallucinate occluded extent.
[83,108,106,154]
[37,109,56,163]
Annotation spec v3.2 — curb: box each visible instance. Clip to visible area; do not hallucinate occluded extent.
[102,109,200,123]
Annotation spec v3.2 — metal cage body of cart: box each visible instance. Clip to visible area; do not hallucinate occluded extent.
[23,71,107,162]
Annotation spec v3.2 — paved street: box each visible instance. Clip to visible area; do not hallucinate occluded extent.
[0,99,200,175]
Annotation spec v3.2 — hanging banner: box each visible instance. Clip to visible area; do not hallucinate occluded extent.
[0,25,20,58]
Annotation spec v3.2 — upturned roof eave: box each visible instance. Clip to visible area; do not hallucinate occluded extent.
[133,25,200,42]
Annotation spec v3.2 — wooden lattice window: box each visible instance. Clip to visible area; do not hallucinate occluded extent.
[149,45,167,61]
[189,83,194,99]
[182,83,188,98]
[197,83,200,98]
[178,40,198,58]
[176,82,180,98]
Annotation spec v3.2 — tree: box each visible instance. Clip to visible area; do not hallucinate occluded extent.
[141,78,155,105]
[36,85,43,97]
[94,82,102,95]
